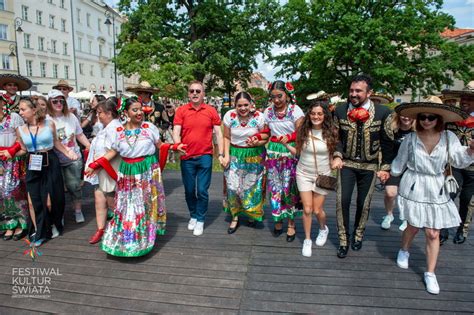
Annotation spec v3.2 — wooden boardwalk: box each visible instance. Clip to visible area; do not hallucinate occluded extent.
[0,170,473,314]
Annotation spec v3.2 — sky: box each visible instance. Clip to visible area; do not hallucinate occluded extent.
[104,0,473,82]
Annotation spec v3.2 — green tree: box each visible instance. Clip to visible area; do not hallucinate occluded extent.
[247,87,268,109]
[116,0,275,99]
[272,0,474,99]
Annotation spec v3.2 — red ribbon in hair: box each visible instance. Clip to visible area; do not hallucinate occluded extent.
[455,116,474,128]
[348,107,370,123]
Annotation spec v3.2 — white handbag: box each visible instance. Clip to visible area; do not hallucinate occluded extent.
[444,132,459,195]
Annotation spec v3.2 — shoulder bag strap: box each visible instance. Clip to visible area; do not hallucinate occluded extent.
[310,131,319,175]
[446,131,453,176]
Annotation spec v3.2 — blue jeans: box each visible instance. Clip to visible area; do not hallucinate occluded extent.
[180,155,213,222]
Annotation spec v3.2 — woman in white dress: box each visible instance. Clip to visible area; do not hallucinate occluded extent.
[392,97,474,295]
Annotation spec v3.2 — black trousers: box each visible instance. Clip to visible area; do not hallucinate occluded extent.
[453,168,474,236]
[336,166,377,246]
[26,150,65,241]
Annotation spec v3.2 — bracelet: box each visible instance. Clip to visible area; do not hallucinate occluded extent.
[218,153,224,158]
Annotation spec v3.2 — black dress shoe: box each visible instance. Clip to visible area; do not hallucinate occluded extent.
[273,223,283,237]
[3,234,13,241]
[12,230,27,241]
[351,240,363,251]
[453,231,466,244]
[286,233,296,242]
[337,246,348,258]
[247,220,257,228]
[227,221,239,234]
[439,228,449,245]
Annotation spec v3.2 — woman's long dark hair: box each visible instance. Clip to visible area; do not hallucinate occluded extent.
[296,102,338,155]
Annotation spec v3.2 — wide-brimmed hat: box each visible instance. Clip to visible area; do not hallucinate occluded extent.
[306,90,338,101]
[370,93,394,105]
[0,74,32,91]
[126,81,160,94]
[52,79,74,91]
[395,96,468,123]
[441,81,474,98]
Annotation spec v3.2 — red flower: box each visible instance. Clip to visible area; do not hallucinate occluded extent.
[285,82,295,92]
[348,107,370,123]
[267,82,273,91]
[230,112,237,118]
[142,123,149,128]
[455,116,474,128]
[142,105,153,115]
[116,127,124,132]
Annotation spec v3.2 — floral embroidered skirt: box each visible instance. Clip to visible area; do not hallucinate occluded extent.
[101,154,166,257]
[265,142,301,222]
[0,156,28,231]
[223,145,265,221]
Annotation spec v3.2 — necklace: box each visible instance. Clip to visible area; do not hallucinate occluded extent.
[239,116,249,127]
[274,105,288,120]
[124,126,141,149]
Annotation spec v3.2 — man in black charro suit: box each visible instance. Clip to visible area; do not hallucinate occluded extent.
[440,81,474,245]
[332,74,394,258]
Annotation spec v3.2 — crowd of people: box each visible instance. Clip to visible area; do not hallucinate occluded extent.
[0,73,473,295]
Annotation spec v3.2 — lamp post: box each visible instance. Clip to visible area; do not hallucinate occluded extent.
[104,6,118,97]
[11,17,22,75]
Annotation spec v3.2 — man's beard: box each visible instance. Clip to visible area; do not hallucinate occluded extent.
[351,97,363,107]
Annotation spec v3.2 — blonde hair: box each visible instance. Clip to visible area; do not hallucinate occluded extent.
[390,112,415,132]
[20,98,46,123]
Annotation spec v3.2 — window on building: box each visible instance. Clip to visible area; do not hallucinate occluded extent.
[78,37,82,51]
[26,60,33,76]
[98,18,102,32]
[77,9,81,23]
[110,69,113,79]
[79,63,84,75]
[51,40,57,53]
[40,62,46,78]
[86,13,90,27]
[21,5,29,21]
[47,0,53,4]
[53,64,58,78]
[99,44,103,57]
[1,54,10,70]
[88,40,92,54]
[36,10,43,25]
[0,24,7,40]
[90,65,94,76]
[61,19,66,32]
[38,37,45,51]
[0,0,5,11]
[63,42,68,55]
[60,0,65,8]
[24,33,31,49]
[49,15,55,28]
[107,24,111,36]
[100,68,104,78]
[64,65,69,79]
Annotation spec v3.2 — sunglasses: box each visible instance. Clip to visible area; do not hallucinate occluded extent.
[51,99,66,105]
[189,89,201,94]
[418,114,438,122]
[57,87,69,91]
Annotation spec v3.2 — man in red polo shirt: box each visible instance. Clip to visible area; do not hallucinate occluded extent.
[173,81,224,236]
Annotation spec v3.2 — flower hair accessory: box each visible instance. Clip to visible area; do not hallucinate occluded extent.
[1,93,14,117]
[116,96,127,114]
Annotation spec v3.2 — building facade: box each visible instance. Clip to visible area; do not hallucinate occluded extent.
[0,0,134,95]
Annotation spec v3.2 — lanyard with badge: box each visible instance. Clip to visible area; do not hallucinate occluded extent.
[28,124,44,171]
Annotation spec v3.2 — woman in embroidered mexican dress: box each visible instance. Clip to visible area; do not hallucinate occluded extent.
[86,98,166,257]
[392,97,474,295]
[221,92,268,234]
[263,81,304,241]
[0,94,28,240]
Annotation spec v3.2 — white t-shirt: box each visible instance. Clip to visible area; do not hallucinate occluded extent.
[0,113,24,147]
[223,110,265,147]
[67,96,82,118]
[264,104,304,136]
[106,122,161,158]
[49,114,83,165]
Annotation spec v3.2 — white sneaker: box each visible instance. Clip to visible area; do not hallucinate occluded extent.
[193,222,204,236]
[187,218,197,230]
[424,272,440,295]
[315,225,329,247]
[302,239,312,257]
[397,249,410,269]
[399,220,408,231]
[75,211,85,223]
[51,225,59,239]
[381,214,394,230]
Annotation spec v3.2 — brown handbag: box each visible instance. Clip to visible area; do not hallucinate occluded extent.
[311,132,337,191]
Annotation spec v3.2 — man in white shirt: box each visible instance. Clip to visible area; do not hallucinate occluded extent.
[52,80,82,119]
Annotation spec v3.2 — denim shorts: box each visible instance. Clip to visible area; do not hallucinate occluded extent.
[61,159,83,202]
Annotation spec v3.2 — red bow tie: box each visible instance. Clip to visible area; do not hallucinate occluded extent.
[455,116,474,128]
[348,107,370,123]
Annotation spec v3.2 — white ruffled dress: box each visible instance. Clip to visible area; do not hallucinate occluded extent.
[391,131,473,229]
